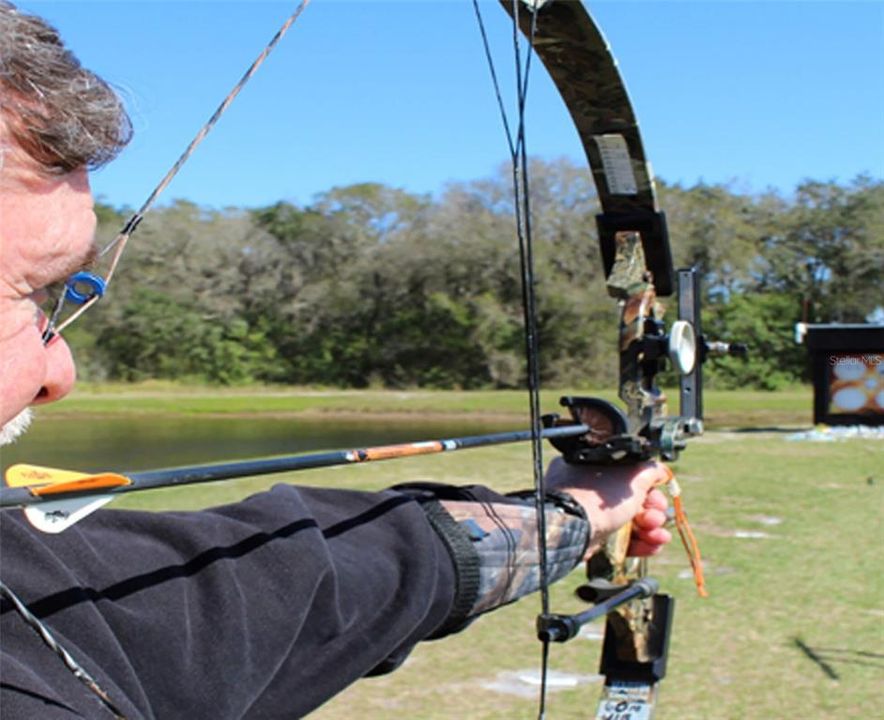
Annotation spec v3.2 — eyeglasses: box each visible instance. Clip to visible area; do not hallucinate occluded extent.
[40,271,107,343]
[40,220,137,345]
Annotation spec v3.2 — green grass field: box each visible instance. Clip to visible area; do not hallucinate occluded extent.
[24,386,884,718]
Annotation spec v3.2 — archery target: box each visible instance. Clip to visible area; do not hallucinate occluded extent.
[828,354,884,415]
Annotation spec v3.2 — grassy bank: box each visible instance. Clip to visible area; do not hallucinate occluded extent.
[43,382,814,430]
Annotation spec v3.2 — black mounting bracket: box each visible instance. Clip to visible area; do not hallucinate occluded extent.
[597,211,674,297]
[599,593,674,686]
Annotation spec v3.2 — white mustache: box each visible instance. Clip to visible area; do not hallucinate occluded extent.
[0,407,33,447]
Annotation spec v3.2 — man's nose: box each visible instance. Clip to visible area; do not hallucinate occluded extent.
[31,334,77,405]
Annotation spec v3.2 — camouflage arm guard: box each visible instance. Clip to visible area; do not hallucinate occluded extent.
[392,484,590,638]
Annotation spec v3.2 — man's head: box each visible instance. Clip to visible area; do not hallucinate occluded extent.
[0,1,131,440]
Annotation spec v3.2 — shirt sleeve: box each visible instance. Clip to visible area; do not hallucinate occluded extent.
[0,481,589,719]
[390,483,590,638]
[0,484,456,719]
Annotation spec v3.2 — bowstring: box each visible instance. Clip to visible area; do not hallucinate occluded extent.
[471,2,549,717]
[44,0,312,342]
[0,580,127,719]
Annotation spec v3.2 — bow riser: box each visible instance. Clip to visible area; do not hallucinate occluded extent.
[609,230,669,439]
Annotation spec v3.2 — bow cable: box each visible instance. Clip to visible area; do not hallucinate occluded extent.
[471,2,551,717]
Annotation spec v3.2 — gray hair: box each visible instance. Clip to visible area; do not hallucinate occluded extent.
[0,0,131,173]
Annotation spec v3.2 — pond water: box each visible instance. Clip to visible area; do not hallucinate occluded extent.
[0,414,523,476]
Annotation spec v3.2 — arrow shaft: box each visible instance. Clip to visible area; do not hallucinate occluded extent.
[1,424,589,508]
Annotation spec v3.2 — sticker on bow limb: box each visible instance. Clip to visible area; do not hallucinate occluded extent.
[594,134,638,195]
[596,682,654,720]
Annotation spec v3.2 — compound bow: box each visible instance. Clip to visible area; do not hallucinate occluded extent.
[494,2,745,717]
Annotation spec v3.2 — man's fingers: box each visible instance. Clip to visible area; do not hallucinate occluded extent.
[643,488,668,511]
[633,506,666,530]
[633,488,669,532]
[628,541,662,557]
[629,526,671,556]
[628,537,667,557]
[634,461,674,490]
[633,526,671,546]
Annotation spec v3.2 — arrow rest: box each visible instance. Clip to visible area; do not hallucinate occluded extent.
[542,396,696,465]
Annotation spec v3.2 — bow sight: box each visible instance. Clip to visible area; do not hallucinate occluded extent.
[543,255,748,466]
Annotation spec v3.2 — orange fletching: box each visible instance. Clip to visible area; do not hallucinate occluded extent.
[31,474,131,496]
[5,464,131,496]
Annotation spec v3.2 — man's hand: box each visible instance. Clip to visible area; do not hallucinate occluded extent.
[545,458,673,560]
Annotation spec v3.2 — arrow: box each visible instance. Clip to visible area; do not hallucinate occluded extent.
[1,424,590,529]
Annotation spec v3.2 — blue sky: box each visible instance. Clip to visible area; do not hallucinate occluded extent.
[19,1,884,210]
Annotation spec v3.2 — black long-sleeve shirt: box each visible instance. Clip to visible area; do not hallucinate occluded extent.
[0,483,588,719]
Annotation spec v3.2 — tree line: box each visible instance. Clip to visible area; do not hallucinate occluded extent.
[66,159,882,390]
